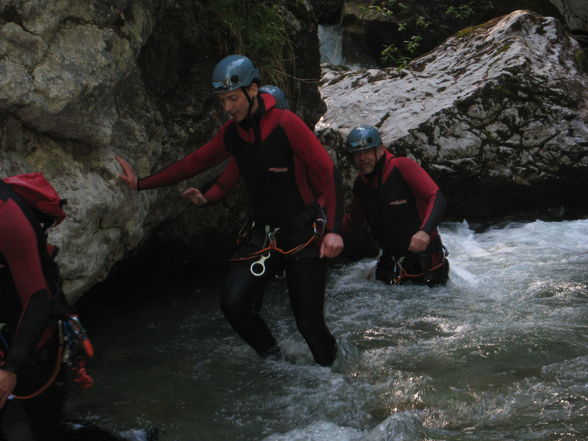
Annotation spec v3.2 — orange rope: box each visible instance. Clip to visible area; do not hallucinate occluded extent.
[229,233,319,263]
[229,221,323,263]
[392,260,446,285]
[13,341,64,400]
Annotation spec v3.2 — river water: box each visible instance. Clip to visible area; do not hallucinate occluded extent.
[64,218,588,441]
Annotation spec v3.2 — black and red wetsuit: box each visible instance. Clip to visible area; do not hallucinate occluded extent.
[344,150,449,286]
[202,157,240,204]
[139,94,342,233]
[137,94,341,366]
[1,178,154,441]
[0,180,66,441]
[201,92,272,205]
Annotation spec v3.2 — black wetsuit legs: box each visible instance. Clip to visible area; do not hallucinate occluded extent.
[221,259,280,357]
[221,255,337,366]
[0,363,65,441]
[21,367,67,441]
[285,257,337,366]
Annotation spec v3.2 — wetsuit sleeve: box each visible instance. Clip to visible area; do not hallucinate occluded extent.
[204,158,241,204]
[138,128,231,190]
[394,157,446,235]
[281,114,344,234]
[0,201,52,373]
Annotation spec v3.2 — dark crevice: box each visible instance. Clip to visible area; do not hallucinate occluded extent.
[0,5,24,27]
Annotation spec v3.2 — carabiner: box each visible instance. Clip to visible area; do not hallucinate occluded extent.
[313,217,326,235]
[250,252,271,277]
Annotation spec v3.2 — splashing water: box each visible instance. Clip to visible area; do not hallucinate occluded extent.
[319,24,345,66]
[62,219,588,441]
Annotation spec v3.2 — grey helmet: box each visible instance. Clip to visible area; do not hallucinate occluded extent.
[211,54,260,93]
[345,125,382,154]
[259,85,289,110]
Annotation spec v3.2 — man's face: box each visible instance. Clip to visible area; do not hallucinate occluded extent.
[352,146,384,174]
[217,84,258,122]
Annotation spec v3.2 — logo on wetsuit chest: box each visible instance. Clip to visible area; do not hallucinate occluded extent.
[389,199,408,205]
[268,167,289,173]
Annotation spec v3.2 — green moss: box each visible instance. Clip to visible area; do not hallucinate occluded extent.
[453,15,505,40]
[454,24,483,39]
[495,42,512,56]
[574,49,588,73]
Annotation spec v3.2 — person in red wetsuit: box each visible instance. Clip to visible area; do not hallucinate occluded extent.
[0,174,157,441]
[116,56,344,366]
[0,174,70,441]
[342,125,449,286]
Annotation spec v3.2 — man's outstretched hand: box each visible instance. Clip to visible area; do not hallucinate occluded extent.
[115,155,138,190]
[181,187,208,206]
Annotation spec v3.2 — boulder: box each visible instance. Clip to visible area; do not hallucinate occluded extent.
[317,10,588,221]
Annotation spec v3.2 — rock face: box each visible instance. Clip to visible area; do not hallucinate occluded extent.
[317,10,588,221]
[550,0,588,46]
[0,0,323,301]
[309,0,344,25]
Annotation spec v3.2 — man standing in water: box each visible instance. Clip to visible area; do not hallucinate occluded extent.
[342,125,449,286]
[116,55,344,366]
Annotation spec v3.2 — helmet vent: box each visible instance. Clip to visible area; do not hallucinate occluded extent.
[231,74,239,83]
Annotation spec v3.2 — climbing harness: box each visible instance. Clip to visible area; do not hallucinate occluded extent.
[377,246,449,285]
[62,315,95,359]
[230,214,326,277]
[388,259,446,285]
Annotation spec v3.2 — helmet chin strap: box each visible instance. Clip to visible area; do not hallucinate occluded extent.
[241,86,256,119]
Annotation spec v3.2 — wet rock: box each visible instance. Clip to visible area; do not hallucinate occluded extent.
[317,10,588,221]
[549,0,588,48]
[359,412,424,441]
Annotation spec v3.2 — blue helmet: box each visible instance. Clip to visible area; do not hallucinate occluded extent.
[259,85,289,110]
[211,54,260,93]
[345,125,382,153]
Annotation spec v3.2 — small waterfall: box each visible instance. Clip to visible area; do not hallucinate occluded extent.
[318,24,345,66]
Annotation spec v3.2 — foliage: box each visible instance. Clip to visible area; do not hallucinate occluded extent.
[359,0,566,70]
[446,4,475,20]
[359,0,482,69]
[210,0,293,90]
